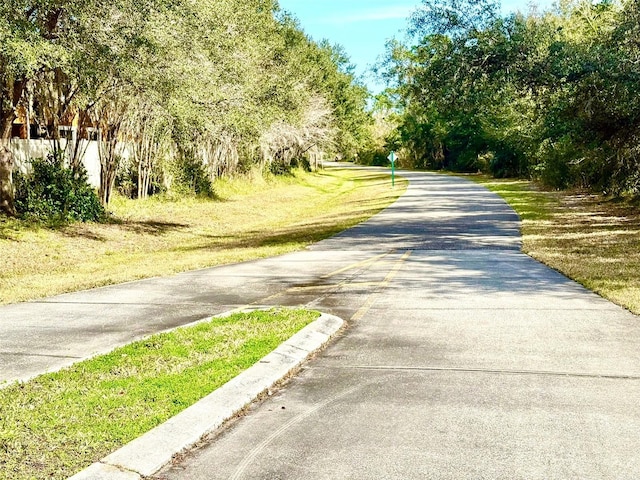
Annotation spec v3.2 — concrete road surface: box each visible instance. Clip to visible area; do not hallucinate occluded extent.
[2,167,639,479]
[144,169,637,479]
[0,167,519,385]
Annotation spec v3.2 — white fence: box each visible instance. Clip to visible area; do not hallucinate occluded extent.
[11,139,106,188]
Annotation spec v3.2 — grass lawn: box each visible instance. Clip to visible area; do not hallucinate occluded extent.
[0,308,319,480]
[472,176,640,315]
[0,165,406,304]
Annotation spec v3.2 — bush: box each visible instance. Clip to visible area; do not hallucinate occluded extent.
[167,155,214,197]
[533,137,576,190]
[115,158,137,199]
[14,153,104,222]
[269,159,293,176]
[358,148,391,167]
[116,157,167,199]
[291,156,312,172]
[489,149,524,178]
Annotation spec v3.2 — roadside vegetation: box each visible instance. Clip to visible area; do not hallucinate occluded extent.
[0,166,406,304]
[0,0,376,216]
[0,308,319,480]
[473,176,640,315]
[374,0,640,198]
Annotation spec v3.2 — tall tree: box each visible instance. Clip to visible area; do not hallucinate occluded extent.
[0,0,74,214]
[382,0,640,193]
[0,0,375,214]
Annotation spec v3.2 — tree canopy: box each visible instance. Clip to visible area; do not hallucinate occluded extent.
[379,0,640,195]
[0,0,374,215]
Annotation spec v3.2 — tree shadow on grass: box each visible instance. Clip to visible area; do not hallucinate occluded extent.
[0,214,190,242]
[177,209,383,254]
[58,219,190,242]
[120,220,190,236]
[0,217,73,241]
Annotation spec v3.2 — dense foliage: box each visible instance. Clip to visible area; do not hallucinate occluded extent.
[0,0,373,216]
[14,154,104,222]
[379,0,640,195]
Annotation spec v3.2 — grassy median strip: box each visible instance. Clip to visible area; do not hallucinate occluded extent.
[472,176,640,315]
[0,308,319,480]
[0,166,407,304]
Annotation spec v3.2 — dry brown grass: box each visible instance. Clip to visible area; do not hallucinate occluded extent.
[0,166,406,304]
[476,177,640,315]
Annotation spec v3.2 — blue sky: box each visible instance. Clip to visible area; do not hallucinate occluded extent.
[277,0,556,93]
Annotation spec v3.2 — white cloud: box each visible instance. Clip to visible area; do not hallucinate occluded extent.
[323,5,415,24]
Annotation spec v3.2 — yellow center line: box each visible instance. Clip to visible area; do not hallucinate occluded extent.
[351,250,412,322]
[254,251,397,305]
[286,281,388,293]
[338,281,387,288]
[321,251,394,279]
[253,250,410,309]
[380,250,412,286]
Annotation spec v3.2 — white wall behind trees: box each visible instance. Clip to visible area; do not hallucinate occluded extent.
[11,139,107,188]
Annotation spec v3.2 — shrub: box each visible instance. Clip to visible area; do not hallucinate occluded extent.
[533,137,576,190]
[269,159,293,176]
[115,158,137,199]
[14,153,105,222]
[167,155,214,197]
[358,149,390,167]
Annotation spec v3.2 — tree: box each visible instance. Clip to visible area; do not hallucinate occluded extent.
[381,0,640,193]
[0,146,15,214]
[0,0,376,215]
[90,91,127,205]
[0,0,74,214]
[410,0,499,37]
[123,98,172,199]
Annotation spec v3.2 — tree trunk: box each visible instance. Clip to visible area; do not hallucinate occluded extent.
[0,77,26,216]
[1,116,16,216]
[0,142,16,216]
[137,149,152,200]
[97,127,120,206]
[99,160,118,205]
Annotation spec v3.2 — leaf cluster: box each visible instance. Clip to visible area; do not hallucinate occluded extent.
[380,0,640,195]
[13,153,104,222]
[1,0,374,215]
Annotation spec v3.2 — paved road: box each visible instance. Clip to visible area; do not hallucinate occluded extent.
[3,167,640,478]
[144,169,638,479]
[0,167,519,385]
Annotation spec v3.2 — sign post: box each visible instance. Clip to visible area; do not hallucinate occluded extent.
[387,151,396,187]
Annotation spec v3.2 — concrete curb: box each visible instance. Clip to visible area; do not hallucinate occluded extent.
[68,312,344,480]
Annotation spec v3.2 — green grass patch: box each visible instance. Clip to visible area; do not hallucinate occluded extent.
[0,166,407,304]
[471,174,640,315]
[0,308,319,480]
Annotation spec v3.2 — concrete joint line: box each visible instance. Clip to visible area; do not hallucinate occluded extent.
[333,365,640,381]
[68,311,344,480]
[229,382,366,480]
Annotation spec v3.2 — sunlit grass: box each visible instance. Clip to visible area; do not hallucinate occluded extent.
[0,308,319,480]
[472,175,640,314]
[0,166,407,304]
